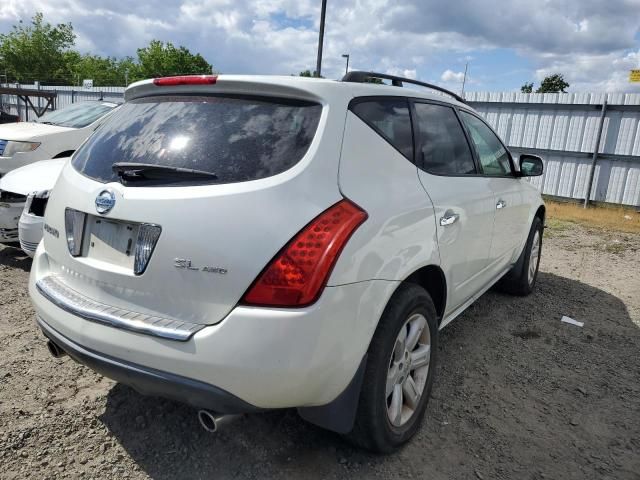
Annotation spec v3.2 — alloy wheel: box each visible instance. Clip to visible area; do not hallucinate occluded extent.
[386,313,431,427]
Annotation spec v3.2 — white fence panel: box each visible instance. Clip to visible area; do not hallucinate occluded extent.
[469,92,640,206]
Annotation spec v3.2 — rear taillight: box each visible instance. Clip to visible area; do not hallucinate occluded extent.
[65,208,86,257]
[241,199,367,307]
[153,75,218,86]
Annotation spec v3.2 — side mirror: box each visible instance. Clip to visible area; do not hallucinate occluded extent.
[519,154,544,177]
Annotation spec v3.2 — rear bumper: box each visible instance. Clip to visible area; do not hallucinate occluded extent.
[29,246,398,409]
[38,316,263,413]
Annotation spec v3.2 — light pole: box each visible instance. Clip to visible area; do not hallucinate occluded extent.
[461,62,469,98]
[315,0,327,77]
[342,54,350,76]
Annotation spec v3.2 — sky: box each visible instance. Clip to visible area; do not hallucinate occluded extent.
[1,0,640,92]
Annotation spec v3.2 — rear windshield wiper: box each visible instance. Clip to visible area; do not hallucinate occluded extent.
[112,162,218,183]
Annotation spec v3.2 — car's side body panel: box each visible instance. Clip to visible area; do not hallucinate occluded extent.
[417,171,497,316]
[330,111,440,286]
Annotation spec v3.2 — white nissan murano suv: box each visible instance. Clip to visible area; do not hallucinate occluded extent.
[29,72,545,452]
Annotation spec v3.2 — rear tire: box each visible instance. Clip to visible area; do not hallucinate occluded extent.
[497,216,543,296]
[346,284,438,453]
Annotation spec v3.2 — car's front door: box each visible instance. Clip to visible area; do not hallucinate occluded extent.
[412,101,497,318]
[458,111,529,273]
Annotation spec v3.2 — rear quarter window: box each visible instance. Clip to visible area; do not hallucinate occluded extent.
[350,98,414,161]
[72,95,322,186]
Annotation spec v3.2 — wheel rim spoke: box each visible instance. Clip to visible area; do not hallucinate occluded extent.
[410,344,430,369]
[402,375,420,409]
[394,325,407,357]
[405,315,426,351]
[528,231,540,284]
[389,384,403,426]
[386,365,399,397]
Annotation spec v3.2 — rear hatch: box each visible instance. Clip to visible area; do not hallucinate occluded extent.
[41,76,349,326]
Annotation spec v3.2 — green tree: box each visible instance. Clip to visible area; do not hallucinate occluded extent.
[0,14,213,86]
[134,40,212,80]
[0,12,75,83]
[520,82,533,93]
[536,74,569,93]
[64,54,139,86]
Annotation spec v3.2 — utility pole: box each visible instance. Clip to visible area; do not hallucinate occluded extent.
[461,62,469,98]
[125,69,129,87]
[315,0,327,78]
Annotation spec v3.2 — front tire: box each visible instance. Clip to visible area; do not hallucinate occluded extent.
[346,284,438,453]
[497,216,543,296]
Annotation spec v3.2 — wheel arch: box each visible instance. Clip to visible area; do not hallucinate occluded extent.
[402,265,447,323]
[535,204,546,225]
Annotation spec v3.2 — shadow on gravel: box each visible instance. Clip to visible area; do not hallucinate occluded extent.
[0,244,32,272]
[99,272,640,479]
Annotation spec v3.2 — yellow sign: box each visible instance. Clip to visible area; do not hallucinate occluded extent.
[630,70,640,82]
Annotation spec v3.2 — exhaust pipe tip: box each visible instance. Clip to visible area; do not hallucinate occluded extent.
[46,340,66,358]
[197,411,242,433]
[197,410,219,433]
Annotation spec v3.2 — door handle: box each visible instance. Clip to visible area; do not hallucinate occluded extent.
[496,199,507,209]
[439,213,460,226]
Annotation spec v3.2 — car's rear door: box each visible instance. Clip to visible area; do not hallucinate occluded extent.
[458,110,529,272]
[412,101,496,318]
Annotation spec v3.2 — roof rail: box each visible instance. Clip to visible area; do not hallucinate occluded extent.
[341,71,467,104]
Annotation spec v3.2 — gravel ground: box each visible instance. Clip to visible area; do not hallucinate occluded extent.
[0,223,639,480]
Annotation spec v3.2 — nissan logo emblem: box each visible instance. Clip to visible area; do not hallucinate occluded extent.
[95,190,116,215]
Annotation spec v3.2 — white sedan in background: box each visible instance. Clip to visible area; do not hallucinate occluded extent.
[0,159,65,253]
[0,101,118,177]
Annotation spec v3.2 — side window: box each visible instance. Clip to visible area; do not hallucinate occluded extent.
[351,99,414,160]
[413,102,476,175]
[459,111,512,176]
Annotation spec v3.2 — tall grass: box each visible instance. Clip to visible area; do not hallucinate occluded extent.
[545,200,640,234]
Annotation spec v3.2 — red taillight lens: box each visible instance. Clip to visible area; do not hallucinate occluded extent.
[153,75,218,86]
[242,199,368,307]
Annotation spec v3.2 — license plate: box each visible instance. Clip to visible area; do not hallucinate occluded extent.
[86,217,138,269]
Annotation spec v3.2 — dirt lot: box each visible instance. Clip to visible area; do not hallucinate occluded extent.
[1,222,639,480]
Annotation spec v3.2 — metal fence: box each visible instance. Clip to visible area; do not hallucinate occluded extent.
[2,83,639,206]
[0,83,125,120]
[466,92,640,207]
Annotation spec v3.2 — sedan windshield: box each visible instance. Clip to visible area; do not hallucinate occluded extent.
[37,102,118,128]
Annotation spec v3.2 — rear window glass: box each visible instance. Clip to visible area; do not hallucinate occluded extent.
[72,95,322,186]
[350,98,413,160]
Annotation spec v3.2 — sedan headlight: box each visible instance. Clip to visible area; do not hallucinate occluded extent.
[2,141,40,157]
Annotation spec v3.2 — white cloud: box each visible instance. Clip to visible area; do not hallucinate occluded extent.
[441,69,465,83]
[534,49,640,92]
[0,0,639,91]
[386,68,417,79]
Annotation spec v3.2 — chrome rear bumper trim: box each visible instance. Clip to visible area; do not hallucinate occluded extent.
[36,275,205,341]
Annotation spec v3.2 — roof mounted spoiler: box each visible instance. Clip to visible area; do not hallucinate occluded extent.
[341,71,467,104]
